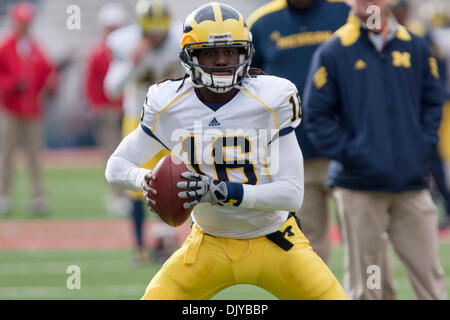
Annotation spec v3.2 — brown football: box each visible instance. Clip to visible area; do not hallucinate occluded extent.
[148,154,192,227]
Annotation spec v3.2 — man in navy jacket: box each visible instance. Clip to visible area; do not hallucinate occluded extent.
[304,0,447,299]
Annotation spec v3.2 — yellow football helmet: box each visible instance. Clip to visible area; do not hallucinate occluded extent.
[135,0,171,35]
[179,2,254,93]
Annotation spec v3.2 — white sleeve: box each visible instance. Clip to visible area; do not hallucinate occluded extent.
[105,126,165,191]
[104,25,139,99]
[104,58,134,99]
[240,131,304,212]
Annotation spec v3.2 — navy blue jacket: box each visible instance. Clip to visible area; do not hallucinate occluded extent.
[304,16,444,192]
[248,0,349,160]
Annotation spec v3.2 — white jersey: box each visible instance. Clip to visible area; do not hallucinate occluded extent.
[105,22,184,119]
[140,75,302,238]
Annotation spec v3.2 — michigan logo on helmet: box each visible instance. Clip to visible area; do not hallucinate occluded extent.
[179,2,254,93]
[135,0,171,35]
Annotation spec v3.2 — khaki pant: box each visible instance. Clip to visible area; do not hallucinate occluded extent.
[0,109,44,201]
[296,158,332,262]
[334,187,448,300]
[95,108,122,159]
[94,108,124,199]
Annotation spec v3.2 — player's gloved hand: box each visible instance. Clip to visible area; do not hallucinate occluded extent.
[142,171,157,212]
[176,171,228,209]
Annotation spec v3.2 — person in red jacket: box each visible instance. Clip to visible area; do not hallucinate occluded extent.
[0,1,56,216]
[84,3,130,217]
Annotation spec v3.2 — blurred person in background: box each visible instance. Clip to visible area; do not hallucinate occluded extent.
[304,0,447,299]
[392,0,450,229]
[84,3,130,217]
[0,1,56,216]
[248,0,349,265]
[104,0,183,265]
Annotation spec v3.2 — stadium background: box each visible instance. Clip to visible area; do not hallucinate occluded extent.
[0,0,449,299]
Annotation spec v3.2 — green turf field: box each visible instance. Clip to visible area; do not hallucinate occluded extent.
[1,168,449,299]
[6,168,116,220]
[1,245,449,300]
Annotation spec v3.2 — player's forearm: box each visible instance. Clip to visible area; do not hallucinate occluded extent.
[105,156,150,191]
[225,132,304,212]
[105,126,164,191]
[241,179,303,212]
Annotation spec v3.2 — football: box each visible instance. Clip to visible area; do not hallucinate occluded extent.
[148,154,193,227]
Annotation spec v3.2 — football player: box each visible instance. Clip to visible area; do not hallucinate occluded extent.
[105,2,348,299]
[104,0,184,264]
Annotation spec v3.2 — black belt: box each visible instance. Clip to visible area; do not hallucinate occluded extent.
[265,212,302,251]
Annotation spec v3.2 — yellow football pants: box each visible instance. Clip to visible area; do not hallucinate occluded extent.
[122,115,170,200]
[142,216,348,300]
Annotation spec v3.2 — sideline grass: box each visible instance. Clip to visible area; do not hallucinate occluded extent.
[0,249,275,300]
[5,168,157,220]
[6,168,110,220]
[1,244,449,300]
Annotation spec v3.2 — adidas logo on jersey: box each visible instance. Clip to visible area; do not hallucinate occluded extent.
[208,117,221,127]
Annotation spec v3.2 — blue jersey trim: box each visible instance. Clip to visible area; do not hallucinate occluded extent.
[195,89,239,112]
[269,126,295,145]
[140,124,170,151]
[279,126,294,137]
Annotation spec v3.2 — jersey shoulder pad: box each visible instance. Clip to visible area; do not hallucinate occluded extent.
[243,75,297,110]
[268,76,301,132]
[242,75,301,131]
[141,79,191,130]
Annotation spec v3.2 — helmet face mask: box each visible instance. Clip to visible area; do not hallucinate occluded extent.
[180,40,253,93]
[180,2,254,93]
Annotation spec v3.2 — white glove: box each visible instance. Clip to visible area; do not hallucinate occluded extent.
[176,171,229,209]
